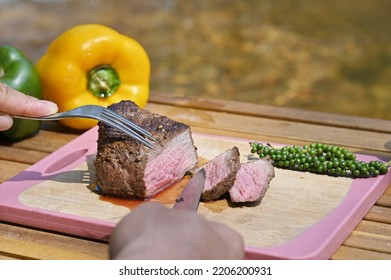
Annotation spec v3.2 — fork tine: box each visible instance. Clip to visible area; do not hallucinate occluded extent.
[98,117,154,148]
[102,108,156,141]
[12,104,155,148]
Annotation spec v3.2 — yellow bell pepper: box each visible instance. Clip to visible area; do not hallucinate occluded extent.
[37,24,150,130]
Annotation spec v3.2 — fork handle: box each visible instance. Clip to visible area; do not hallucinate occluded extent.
[13,115,62,121]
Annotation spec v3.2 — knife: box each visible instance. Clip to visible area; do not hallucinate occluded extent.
[173,168,206,211]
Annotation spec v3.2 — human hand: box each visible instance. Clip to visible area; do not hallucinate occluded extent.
[109,202,245,260]
[0,82,58,131]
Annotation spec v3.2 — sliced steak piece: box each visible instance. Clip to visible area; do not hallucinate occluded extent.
[94,100,198,199]
[229,158,275,203]
[201,146,241,201]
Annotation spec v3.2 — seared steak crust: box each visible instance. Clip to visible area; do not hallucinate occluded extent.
[94,100,198,199]
[201,146,241,201]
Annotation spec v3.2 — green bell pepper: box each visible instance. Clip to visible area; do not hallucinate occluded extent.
[0,45,43,141]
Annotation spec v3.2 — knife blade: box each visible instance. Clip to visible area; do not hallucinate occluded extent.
[173,168,206,211]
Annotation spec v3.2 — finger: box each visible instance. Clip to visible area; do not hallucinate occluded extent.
[0,113,13,131]
[24,99,59,117]
[0,82,58,117]
[211,221,245,259]
[109,202,166,257]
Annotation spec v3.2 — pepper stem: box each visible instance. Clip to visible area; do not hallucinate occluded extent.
[382,160,391,168]
[87,65,121,98]
[0,66,4,78]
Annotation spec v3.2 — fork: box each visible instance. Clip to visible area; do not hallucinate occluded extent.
[13,105,156,148]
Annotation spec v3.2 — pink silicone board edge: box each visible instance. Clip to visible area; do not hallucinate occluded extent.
[0,127,115,240]
[0,127,390,259]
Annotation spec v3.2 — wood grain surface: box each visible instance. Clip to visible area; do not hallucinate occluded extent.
[15,133,354,251]
[1,94,390,260]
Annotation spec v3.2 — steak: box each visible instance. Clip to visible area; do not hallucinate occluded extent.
[201,146,241,201]
[229,158,275,203]
[93,100,198,199]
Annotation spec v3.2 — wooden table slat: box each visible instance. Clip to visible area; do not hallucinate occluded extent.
[0,160,30,183]
[365,205,391,224]
[354,220,391,236]
[376,192,391,208]
[0,96,390,260]
[149,92,391,134]
[146,103,391,154]
[0,223,108,260]
[0,145,49,165]
[342,231,391,254]
[331,246,391,260]
[2,130,79,154]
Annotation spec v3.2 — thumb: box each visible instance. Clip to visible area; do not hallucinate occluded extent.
[0,113,13,131]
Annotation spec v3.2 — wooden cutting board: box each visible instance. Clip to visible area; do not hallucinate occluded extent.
[0,127,389,259]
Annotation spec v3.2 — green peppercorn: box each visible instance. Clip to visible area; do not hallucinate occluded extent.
[249,141,390,178]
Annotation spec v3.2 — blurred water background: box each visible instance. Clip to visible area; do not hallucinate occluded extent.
[0,0,390,120]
